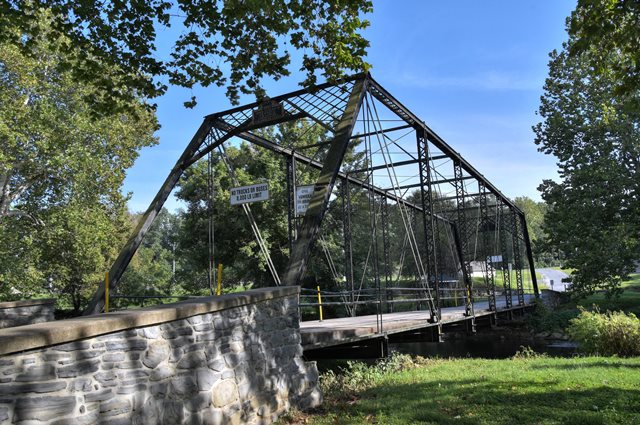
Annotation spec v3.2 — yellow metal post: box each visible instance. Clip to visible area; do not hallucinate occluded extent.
[216,263,223,296]
[316,285,323,321]
[105,272,109,313]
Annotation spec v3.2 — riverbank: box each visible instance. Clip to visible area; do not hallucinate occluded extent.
[527,273,640,335]
[281,276,640,424]
[281,355,640,424]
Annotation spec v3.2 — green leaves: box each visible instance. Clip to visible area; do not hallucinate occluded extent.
[0,16,157,310]
[1,0,372,111]
[568,0,640,112]
[535,15,640,297]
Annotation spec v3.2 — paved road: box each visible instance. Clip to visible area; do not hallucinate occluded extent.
[537,268,571,292]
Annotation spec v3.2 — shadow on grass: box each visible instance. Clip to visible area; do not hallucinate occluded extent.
[345,378,640,425]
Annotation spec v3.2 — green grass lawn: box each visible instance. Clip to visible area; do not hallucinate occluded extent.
[295,357,640,425]
[471,269,543,294]
[578,273,640,316]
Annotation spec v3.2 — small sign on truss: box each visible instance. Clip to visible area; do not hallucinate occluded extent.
[489,255,503,263]
[295,185,315,216]
[251,99,286,125]
[230,183,269,205]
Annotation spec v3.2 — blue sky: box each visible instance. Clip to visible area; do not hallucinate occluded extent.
[123,1,577,212]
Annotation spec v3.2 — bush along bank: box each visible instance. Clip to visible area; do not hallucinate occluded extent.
[526,274,640,356]
[567,308,640,356]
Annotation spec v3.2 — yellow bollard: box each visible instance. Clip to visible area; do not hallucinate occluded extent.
[105,272,109,313]
[316,285,323,322]
[216,263,223,296]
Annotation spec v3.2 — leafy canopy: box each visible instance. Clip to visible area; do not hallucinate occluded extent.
[569,0,640,110]
[0,0,372,112]
[534,5,640,297]
[0,12,158,310]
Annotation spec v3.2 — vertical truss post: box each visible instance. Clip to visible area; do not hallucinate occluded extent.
[478,182,497,311]
[451,222,474,327]
[499,204,513,308]
[511,208,525,305]
[417,129,441,321]
[342,180,355,316]
[380,194,391,313]
[453,160,475,318]
[410,209,421,306]
[367,177,381,323]
[521,213,540,297]
[283,78,367,287]
[286,156,297,256]
[207,150,215,296]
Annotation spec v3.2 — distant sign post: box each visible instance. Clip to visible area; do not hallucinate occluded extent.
[295,185,315,216]
[230,183,269,205]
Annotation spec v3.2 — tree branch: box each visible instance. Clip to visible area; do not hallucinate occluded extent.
[3,209,44,226]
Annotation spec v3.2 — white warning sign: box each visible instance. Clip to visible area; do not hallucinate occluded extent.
[295,185,315,216]
[230,183,269,205]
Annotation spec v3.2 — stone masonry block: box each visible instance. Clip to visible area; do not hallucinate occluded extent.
[14,396,77,422]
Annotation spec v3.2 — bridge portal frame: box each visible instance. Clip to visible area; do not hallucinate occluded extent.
[85,73,538,318]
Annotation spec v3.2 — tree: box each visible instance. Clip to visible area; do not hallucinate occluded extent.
[0,1,372,112]
[513,197,546,244]
[513,196,558,266]
[167,120,367,303]
[568,0,640,110]
[38,201,130,312]
[0,14,158,309]
[535,39,639,296]
[118,209,181,306]
[174,121,334,291]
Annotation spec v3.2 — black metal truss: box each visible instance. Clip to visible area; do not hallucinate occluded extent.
[85,73,538,316]
[453,160,475,318]
[342,181,356,316]
[417,128,441,321]
[479,182,497,312]
[380,195,391,310]
[499,205,513,308]
[286,156,297,254]
[510,210,526,306]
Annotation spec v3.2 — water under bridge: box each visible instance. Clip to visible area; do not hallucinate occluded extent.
[85,73,539,351]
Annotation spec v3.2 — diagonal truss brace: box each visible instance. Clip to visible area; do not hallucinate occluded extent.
[283,78,368,286]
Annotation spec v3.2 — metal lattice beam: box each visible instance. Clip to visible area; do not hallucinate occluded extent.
[86,72,537,319]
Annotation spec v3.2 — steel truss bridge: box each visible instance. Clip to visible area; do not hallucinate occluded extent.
[85,73,539,338]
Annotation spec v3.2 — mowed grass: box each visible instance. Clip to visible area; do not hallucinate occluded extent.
[579,273,640,316]
[301,357,640,425]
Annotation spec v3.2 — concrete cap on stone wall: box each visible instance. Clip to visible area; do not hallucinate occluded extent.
[0,286,299,356]
[0,299,56,310]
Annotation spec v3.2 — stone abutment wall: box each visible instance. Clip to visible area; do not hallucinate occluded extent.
[0,287,320,424]
[0,299,55,329]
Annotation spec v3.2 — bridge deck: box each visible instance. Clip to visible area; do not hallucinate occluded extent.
[300,295,535,349]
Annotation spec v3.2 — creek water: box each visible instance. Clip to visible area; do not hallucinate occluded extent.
[389,333,578,359]
[312,328,579,372]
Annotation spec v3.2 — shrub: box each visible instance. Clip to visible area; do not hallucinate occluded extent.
[319,353,428,400]
[567,307,640,356]
[528,300,580,332]
[512,346,548,360]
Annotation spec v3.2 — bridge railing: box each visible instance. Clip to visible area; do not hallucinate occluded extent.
[299,283,533,328]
